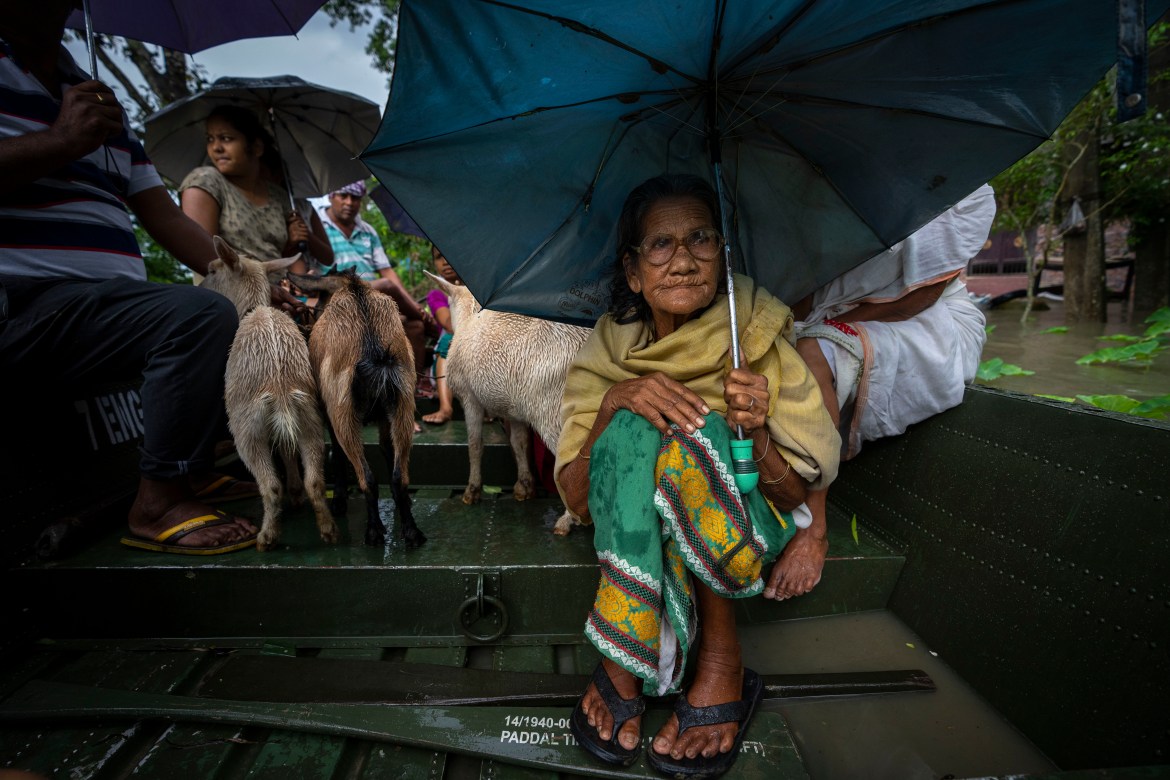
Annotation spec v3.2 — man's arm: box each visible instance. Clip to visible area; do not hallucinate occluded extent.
[833,277,951,324]
[129,186,216,276]
[0,80,121,196]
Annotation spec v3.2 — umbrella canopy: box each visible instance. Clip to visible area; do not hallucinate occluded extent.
[363,0,1170,325]
[369,186,428,240]
[144,76,380,199]
[66,0,325,55]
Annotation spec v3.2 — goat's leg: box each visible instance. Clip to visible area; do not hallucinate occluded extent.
[328,409,383,546]
[508,419,535,501]
[324,416,349,516]
[281,448,304,508]
[300,435,338,544]
[380,418,425,549]
[359,459,384,546]
[461,395,486,505]
[235,432,284,552]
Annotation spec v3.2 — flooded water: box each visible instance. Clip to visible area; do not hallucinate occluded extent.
[977,298,1170,402]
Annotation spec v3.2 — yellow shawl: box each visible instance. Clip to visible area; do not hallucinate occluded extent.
[555,274,840,500]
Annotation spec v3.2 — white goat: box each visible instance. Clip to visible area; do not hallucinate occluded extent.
[200,237,337,551]
[428,273,591,535]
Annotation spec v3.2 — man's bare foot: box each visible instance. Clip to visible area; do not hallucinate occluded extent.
[422,409,452,424]
[129,477,256,550]
[652,653,743,760]
[580,658,643,751]
[763,528,827,600]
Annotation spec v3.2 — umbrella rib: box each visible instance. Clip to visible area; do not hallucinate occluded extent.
[472,0,702,86]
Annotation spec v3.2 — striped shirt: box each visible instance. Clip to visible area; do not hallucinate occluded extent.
[318,206,392,281]
[0,38,161,281]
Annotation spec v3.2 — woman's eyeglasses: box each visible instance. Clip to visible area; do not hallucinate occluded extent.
[633,228,724,266]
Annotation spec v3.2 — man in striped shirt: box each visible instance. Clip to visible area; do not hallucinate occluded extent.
[0,1,259,553]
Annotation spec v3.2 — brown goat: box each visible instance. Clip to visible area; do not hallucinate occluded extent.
[200,237,337,551]
[288,269,425,548]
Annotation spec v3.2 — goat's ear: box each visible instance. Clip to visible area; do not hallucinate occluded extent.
[213,236,242,270]
[263,253,302,274]
[424,270,457,297]
[287,271,343,294]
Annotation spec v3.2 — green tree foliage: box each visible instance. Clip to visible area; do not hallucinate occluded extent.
[134,225,192,284]
[323,0,402,78]
[989,23,1170,319]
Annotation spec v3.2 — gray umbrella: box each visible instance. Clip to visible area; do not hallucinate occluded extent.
[144,75,380,201]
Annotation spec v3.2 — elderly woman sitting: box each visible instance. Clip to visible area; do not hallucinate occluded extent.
[555,174,839,777]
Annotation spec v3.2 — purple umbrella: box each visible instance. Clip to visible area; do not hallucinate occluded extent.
[67,0,326,75]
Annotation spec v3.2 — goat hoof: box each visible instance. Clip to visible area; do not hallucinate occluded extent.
[513,478,535,501]
[403,526,427,548]
[364,526,386,546]
[319,524,340,545]
[462,487,482,505]
[257,531,279,551]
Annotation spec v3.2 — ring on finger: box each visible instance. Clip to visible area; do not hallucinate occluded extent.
[747,395,755,410]
[96,93,105,103]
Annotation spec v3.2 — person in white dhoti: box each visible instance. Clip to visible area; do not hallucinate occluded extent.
[762,184,994,602]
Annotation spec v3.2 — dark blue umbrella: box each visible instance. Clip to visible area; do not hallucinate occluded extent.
[369,186,428,240]
[363,0,1170,327]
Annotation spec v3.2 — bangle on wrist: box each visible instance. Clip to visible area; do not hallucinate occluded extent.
[762,460,791,485]
[753,434,771,462]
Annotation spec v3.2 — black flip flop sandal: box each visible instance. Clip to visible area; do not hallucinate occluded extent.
[569,661,646,766]
[646,668,764,779]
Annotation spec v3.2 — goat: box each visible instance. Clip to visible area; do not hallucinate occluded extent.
[287,269,425,549]
[427,273,591,535]
[199,237,337,551]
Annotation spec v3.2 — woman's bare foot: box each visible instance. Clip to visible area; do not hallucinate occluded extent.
[764,527,827,600]
[128,477,256,549]
[652,652,743,760]
[580,658,643,751]
[422,409,452,424]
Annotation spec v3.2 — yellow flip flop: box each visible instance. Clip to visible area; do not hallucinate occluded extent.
[121,512,257,555]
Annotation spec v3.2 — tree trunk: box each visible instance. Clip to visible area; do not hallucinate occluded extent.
[1132,221,1170,316]
[1061,122,1107,323]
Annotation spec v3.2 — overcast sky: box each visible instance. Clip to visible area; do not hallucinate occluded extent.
[65,11,392,114]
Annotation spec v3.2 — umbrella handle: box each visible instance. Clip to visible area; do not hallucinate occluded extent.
[712,161,758,493]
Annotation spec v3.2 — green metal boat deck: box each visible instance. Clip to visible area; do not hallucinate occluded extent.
[2,391,1168,779]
